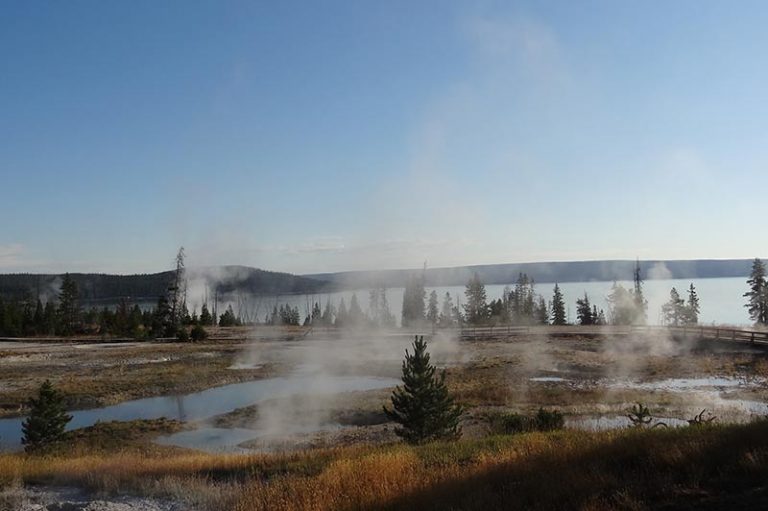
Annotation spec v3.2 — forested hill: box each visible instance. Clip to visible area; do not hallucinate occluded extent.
[0,266,328,302]
[305,259,758,289]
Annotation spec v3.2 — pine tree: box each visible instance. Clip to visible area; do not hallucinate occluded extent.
[401,275,426,327]
[607,282,635,325]
[42,301,56,335]
[321,298,335,326]
[576,293,594,325]
[32,299,44,334]
[463,273,489,325]
[591,305,602,325]
[632,260,648,325]
[21,380,72,452]
[166,247,187,336]
[661,287,686,326]
[348,293,364,326]
[368,285,394,328]
[427,290,439,327]
[384,336,463,444]
[57,274,80,335]
[336,298,348,327]
[510,273,536,324]
[685,283,700,325]
[596,308,607,325]
[535,296,549,325]
[379,290,396,328]
[219,305,239,327]
[744,258,768,325]
[152,295,171,336]
[439,292,455,328]
[551,284,566,325]
[311,302,322,324]
[200,303,213,326]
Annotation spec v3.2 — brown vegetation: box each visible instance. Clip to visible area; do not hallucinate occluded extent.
[1,421,767,510]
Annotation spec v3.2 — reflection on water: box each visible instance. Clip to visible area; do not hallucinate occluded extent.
[156,423,345,453]
[155,427,264,453]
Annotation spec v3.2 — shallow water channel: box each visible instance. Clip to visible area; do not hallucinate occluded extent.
[0,374,398,451]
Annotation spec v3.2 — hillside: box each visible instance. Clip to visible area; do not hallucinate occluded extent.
[0,266,328,303]
[0,259,759,302]
[305,258,759,289]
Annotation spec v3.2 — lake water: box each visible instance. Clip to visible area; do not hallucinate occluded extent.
[226,277,752,327]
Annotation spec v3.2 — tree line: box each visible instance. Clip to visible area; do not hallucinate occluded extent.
[6,255,768,336]
[0,249,235,339]
[420,260,703,328]
[273,285,397,328]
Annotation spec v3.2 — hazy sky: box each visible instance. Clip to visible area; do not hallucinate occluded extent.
[2,1,768,274]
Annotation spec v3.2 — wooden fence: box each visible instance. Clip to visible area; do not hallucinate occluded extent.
[459,324,768,345]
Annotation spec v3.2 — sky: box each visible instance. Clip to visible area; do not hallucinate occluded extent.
[2,0,768,275]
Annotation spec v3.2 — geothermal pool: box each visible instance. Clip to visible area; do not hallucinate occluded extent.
[0,373,398,451]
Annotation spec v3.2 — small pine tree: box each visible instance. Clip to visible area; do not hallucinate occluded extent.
[685,283,700,325]
[744,258,768,325]
[535,296,549,325]
[347,293,364,326]
[661,287,686,326]
[632,259,648,325]
[21,380,72,452]
[576,293,594,325]
[551,284,566,325]
[401,275,426,327]
[190,324,208,341]
[607,282,635,325]
[438,292,455,328]
[427,290,439,327]
[219,305,239,327]
[57,274,80,335]
[384,336,463,444]
[200,303,213,326]
[463,273,489,325]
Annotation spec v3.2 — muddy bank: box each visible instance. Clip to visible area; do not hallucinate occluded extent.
[0,340,275,417]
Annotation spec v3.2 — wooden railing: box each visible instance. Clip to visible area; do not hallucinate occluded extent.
[664,325,768,345]
[458,324,768,345]
[459,325,531,340]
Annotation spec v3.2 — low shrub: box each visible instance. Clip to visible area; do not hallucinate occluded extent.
[190,325,208,342]
[490,408,564,434]
[534,408,565,431]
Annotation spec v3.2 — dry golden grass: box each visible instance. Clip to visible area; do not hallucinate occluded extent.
[4,421,764,511]
[231,422,768,511]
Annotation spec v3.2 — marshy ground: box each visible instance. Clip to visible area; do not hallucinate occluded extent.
[1,326,768,509]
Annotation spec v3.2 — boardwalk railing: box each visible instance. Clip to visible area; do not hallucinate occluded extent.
[459,325,531,340]
[664,325,768,345]
[458,324,768,345]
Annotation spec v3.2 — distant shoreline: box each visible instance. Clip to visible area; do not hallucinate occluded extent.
[0,258,760,300]
[304,258,759,288]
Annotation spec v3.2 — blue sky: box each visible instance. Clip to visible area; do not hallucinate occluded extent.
[2,1,768,274]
